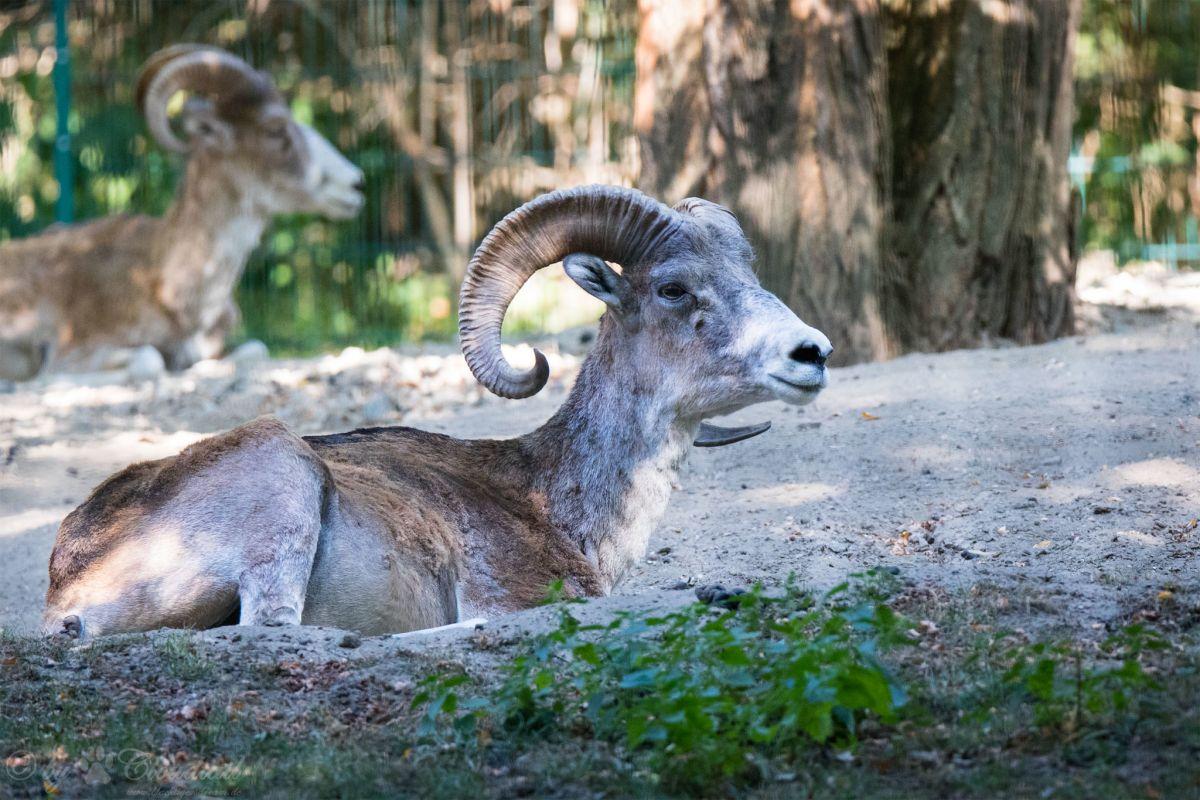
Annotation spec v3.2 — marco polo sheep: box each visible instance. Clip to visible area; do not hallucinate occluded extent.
[0,45,364,380]
[41,185,833,639]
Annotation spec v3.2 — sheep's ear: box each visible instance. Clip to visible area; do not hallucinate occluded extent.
[693,420,771,447]
[181,101,235,153]
[564,253,631,313]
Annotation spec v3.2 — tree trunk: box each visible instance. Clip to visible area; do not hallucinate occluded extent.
[884,0,1081,351]
[635,0,1081,364]
[636,0,892,363]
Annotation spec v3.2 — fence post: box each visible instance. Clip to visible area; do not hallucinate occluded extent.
[53,0,73,223]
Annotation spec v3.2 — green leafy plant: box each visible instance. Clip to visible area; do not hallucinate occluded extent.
[1002,623,1168,733]
[414,576,910,792]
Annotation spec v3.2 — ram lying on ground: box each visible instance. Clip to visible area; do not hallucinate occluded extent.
[0,45,364,381]
[42,185,833,639]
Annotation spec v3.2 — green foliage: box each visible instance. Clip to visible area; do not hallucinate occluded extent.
[414,577,910,792]
[1002,623,1168,733]
[1075,0,1200,261]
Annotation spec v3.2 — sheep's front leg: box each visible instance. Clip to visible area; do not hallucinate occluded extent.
[238,515,322,627]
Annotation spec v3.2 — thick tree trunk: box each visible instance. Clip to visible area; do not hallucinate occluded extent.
[884,0,1081,351]
[636,0,892,362]
[635,0,1081,363]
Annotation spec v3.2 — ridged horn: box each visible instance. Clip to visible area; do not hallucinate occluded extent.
[459,185,689,399]
[135,45,275,153]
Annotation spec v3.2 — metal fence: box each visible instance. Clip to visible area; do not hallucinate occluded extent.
[0,0,638,352]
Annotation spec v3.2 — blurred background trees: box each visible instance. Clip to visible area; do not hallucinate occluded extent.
[0,0,1196,360]
[0,0,638,351]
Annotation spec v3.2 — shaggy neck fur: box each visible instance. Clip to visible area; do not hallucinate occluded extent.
[526,321,698,591]
[157,156,270,332]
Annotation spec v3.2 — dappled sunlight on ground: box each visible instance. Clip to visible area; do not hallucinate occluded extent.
[738,481,843,507]
[1112,529,1166,548]
[1105,457,1200,491]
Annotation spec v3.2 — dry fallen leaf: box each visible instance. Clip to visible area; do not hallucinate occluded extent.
[860,411,880,421]
[1034,540,1053,549]
[1157,590,1174,602]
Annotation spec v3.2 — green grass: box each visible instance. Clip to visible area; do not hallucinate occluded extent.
[153,631,216,682]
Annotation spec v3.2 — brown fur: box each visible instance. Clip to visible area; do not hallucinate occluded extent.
[47,419,331,599]
[45,418,605,631]
[305,426,605,611]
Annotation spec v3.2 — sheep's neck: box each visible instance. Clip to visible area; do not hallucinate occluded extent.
[527,339,696,592]
[157,159,269,333]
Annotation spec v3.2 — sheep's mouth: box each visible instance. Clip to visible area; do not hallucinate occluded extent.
[769,372,824,392]
[312,183,362,217]
[768,371,825,403]
[320,191,365,219]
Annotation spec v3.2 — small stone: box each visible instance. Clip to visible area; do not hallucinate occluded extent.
[695,584,746,609]
[339,632,362,649]
[127,345,165,382]
[229,339,269,363]
[1093,505,1115,515]
[229,340,269,377]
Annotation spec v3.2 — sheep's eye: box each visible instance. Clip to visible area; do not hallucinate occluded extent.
[658,283,687,301]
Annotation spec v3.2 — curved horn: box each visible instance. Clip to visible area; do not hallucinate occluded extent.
[460,185,689,399]
[135,45,273,153]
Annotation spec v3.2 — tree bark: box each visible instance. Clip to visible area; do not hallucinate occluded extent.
[636,0,892,363]
[635,0,1081,364]
[884,0,1081,351]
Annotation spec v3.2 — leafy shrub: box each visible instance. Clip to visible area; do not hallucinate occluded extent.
[1002,623,1168,733]
[414,577,909,792]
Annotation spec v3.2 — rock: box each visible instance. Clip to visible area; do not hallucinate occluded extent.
[695,584,747,609]
[339,632,362,649]
[361,392,397,424]
[229,339,269,365]
[126,346,165,382]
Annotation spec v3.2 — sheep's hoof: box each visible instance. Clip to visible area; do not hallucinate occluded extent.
[61,615,82,639]
[258,607,301,627]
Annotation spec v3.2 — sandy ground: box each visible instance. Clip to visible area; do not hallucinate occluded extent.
[1,262,1198,638]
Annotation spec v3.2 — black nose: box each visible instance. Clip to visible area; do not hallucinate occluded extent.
[353,177,366,193]
[789,342,830,367]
